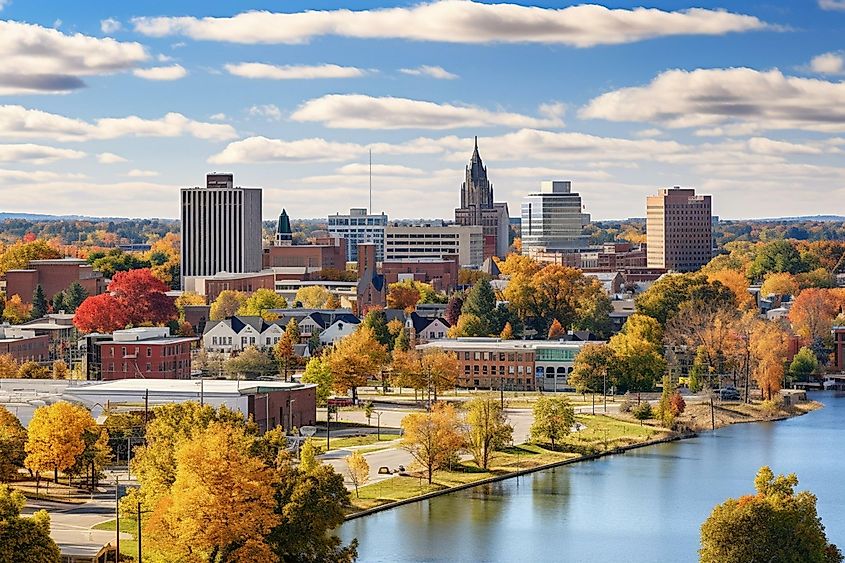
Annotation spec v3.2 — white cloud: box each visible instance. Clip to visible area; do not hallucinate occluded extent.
[0,169,86,182]
[0,20,148,94]
[809,52,844,75]
[225,62,366,80]
[247,104,282,121]
[0,105,237,142]
[746,137,823,155]
[97,152,127,164]
[100,18,122,34]
[336,163,425,176]
[580,67,845,134]
[820,0,845,10]
[133,64,187,81]
[209,113,228,121]
[132,3,770,47]
[291,94,563,130]
[127,169,159,177]
[399,65,458,80]
[209,136,368,164]
[0,1,10,11]
[0,143,85,163]
[635,128,663,138]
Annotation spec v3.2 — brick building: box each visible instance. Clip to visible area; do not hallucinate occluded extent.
[646,187,712,272]
[356,243,386,314]
[381,258,459,292]
[4,258,105,304]
[95,327,196,381]
[262,236,347,272]
[0,326,49,363]
[201,271,276,302]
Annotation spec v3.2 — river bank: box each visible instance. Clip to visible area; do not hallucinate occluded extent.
[343,398,821,517]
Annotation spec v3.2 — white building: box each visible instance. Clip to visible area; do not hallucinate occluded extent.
[181,173,263,286]
[521,181,590,255]
[384,223,484,267]
[327,208,388,262]
[203,313,361,353]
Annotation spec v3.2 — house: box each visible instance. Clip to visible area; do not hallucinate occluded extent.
[319,317,361,345]
[406,312,450,344]
[203,312,361,352]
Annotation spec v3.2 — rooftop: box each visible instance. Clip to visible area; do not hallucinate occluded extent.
[417,338,595,351]
[66,378,309,396]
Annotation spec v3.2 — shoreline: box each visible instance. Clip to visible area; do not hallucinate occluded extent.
[344,400,821,520]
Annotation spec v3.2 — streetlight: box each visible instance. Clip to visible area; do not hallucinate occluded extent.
[288,398,296,434]
[603,369,608,413]
[114,476,120,560]
[374,411,382,441]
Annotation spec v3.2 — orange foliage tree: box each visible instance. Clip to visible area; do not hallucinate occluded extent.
[787,288,844,343]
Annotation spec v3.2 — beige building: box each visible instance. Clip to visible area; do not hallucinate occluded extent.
[646,187,712,272]
[384,224,484,267]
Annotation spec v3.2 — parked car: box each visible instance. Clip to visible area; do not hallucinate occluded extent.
[719,388,741,401]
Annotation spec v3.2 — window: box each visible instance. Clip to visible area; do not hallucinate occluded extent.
[146,363,151,372]
[146,347,152,357]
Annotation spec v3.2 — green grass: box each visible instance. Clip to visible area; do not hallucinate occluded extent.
[314,434,398,451]
[93,518,139,561]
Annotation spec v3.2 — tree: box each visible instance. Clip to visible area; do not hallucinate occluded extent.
[608,314,666,394]
[465,397,513,470]
[401,402,464,484]
[295,285,332,309]
[3,294,32,324]
[324,326,387,401]
[386,281,421,311]
[325,293,341,310]
[665,302,738,381]
[0,239,61,275]
[530,397,575,449]
[789,288,842,343]
[31,285,47,319]
[760,272,799,298]
[421,348,459,399]
[238,288,288,320]
[790,347,819,383]
[209,290,248,321]
[24,402,96,482]
[274,331,296,381]
[363,309,392,349]
[569,343,615,398]
[462,279,497,334]
[72,293,127,333]
[268,452,357,563]
[63,282,88,313]
[751,321,790,400]
[301,357,334,406]
[225,345,275,378]
[700,467,842,563]
[635,273,735,325]
[0,406,26,482]
[299,438,319,473]
[748,240,809,280]
[657,375,677,427]
[394,326,411,351]
[17,361,49,379]
[632,402,653,425]
[708,270,754,309]
[0,354,19,378]
[146,423,278,562]
[391,349,426,392]
[444,294,464,326]
[0,485,60,562]
[547,319,565,340]
[448,313,486,338]
[500,322,514,340]
[51,360,69,380]
[174,291,206,322]
[285,317,302,343]
[51,292,65,314]
[346,451,370,498]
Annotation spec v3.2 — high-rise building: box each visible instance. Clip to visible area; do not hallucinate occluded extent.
[180,173,263,285]
[327,208,388,262]
[521,181,590,256]
[646,186,712,272]
[454,137,510,259]
[384,223,484,267]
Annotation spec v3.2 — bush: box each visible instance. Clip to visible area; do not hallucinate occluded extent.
[669,393,686,416]
[619,396,636,413]
[633,402,653,422]
[760,397,783,418]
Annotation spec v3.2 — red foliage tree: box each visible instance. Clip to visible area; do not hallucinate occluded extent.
[73,268,177,333]
[669,392,686,417]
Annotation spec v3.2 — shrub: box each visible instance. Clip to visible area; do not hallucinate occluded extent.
[669,392,686,416]
[619,396,636,413]
[633,402,653,423]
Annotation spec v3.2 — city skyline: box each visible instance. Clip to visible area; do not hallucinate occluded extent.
[1,1,844,220]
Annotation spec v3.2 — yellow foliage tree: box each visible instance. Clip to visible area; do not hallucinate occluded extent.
[0,354,19,379]
[146,423,278,562]
[2,294,32,324]
[751,321,789,400]
[401,402,464,484]
[325,326,387,401]
[760,272,799,298]
[294,285,331,308]
[209,290,248,321]
[51,360,69,380]
[346,451,369,498]
[24,402,96,482]
[708,270,754,309]
[500,322,514,340]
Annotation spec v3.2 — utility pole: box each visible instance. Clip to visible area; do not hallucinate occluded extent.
[115,476,120,560]
[369,149,373,212]
[375,411,382,441]
[137,501,142,563]
[603,370,608,413]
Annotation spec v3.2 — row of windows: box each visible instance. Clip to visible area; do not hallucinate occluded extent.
[465,364,527,375]
[106,359,188,373]
[109,344,188,358]
[459,351,531,362]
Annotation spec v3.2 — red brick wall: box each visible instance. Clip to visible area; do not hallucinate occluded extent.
[247,386,317,432]
[450,349,536,391]
[0,335,50,363]
[263,241,347,271]
[100,340,194,380]
[382,259,458,292]
[205,273,276,302]
[5,264,104,304]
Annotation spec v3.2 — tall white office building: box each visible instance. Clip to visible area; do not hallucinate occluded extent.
[327,208,388,262]
[521,181,590,255]
[180,173,263,286]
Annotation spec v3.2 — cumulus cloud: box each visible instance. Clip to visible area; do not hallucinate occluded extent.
[336,163,425,176]
[132,3,770,47]
[247,104,282,120]
[127,169,159,177]
[0,20,148,94]
[580,67,845,134]
[399,65,458,79]
[0,105,237,142]
[133,64,187,81]
[97,152,127,164]
[809,52,844,75]
[819,0,845,10]
[0,169,87,182]
[225,62,366,80]
[101,18,122,34]
[0,143,85,163]
[209,136,367,164]
[291,94,563,129]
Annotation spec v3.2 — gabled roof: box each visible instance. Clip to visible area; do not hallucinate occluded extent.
[203,316,268,335]
[407,312,450,333]
[481,257,500,277]
[308,311,360,330]
[383,309,407,324]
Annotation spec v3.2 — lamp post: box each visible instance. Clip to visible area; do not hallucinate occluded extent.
[603,369,608,413]
[114,476,120,560]
[288,398,296,434]
[374,411,382,441]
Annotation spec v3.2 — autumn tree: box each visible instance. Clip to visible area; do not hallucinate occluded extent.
[608,314,666,394]
[448,312,486,338]
[324,326,387,401]
[387,281,421,311]
[393,325,411,351]
[707,270,754,309]
[24,402,97,482]
[2,294,32,324]
[0,485,60,563]
[635,273,735,325]
[751,321,790,400]
[174,291,206,321]
[51,360,69,380]
[346,450,370,498]
[444,294,464,326]
[530,396,575,449]
[500,322,514,340]
[301,357,333,405]
[0,406,26,482]
[209,290,248,321]
[146,423,278,562]
[225,345,275,378]
[391,349,426,392]
[788,288,842,343]
[0,355,19,378]
[665,302,738,381]
[294,285,332,309]
[274,331,296,381]
[325,293,342,309]
[547,319,565,340]
[17,361,50,379]
[238,288,288,320]
[700,467,842,563]
[569,343,615,403]
[0,239,61,276]
[401,402,464,484]
[760,272,799,298]
[465,397,513,470]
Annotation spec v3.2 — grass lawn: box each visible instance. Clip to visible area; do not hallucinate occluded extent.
[93,517,138,561]
[564,414,669,452]
[313,434,398,452]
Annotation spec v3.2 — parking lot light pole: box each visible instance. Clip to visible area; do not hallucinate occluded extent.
[375,411,382,441]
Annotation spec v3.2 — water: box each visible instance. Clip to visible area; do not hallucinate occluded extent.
[340,392,845,562]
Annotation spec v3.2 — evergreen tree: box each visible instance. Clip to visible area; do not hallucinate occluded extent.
[51,291,65,314]
[63,282,88,312]
[394,327,410,351]
[363,309,392,349]
[32,285,47,319]
[462,279,496,334]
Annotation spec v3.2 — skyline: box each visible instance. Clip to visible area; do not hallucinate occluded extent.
[1,1,845,220]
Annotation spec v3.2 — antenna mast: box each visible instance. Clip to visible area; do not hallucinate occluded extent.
[369,149,373,212]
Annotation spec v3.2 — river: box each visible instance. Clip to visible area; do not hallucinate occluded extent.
[340,392,845,562]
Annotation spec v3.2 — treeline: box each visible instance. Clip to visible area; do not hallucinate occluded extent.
[0,218,178,247]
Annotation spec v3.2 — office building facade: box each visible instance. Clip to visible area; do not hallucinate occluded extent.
[327,208,387,262]
[384,223,484,266]
[180,173,263,285]
[646,187,712,272]
[521,181,590,255]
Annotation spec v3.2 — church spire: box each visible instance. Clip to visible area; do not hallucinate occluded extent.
[275,208,292,246]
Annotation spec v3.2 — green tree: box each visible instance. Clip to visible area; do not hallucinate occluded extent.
[301,357,334,406]
[224,345,275,378]
[0,485,60,562]
[569,343,615,405]
[608,315,666,394]
[394,326,411,352]
[748,240,810,281]
[363,309,392,349]
[238,288,288,320]
[63,282,88,312]
[465,397,513,470]
[635,273,735,325]
[700,466,842,563]
[530,397,575,449]
[51,292,65,314]
[632,402,653,425]
[31,285,47,319]
[285,317,301,343]
[789,346,819,383]
[0,406,26,482]
[462,279,497,334]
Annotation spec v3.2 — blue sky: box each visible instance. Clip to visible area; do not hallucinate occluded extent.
[1,0,844,220]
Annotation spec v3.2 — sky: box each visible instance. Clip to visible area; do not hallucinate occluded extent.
[1,0,845,221]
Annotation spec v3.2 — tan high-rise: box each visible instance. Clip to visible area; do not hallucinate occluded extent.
[646,187,712,272]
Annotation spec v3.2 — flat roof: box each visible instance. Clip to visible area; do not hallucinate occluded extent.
[417,339,595,351]
[70,378,309,395]
[96,337,197,346]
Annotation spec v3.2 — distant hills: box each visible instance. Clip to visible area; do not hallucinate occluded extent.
[0,212,175,222]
